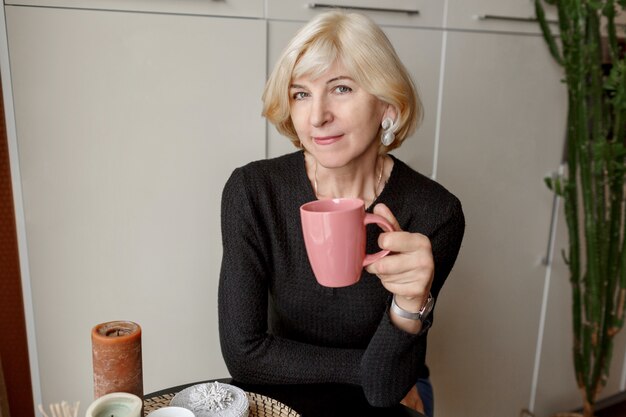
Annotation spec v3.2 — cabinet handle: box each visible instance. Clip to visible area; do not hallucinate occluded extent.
[308,3,419,15]
[477,14,558,24]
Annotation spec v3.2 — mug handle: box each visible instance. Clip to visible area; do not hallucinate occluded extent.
[362,213,394,267]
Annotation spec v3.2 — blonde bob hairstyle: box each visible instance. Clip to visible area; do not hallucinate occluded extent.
[262,11,422,152]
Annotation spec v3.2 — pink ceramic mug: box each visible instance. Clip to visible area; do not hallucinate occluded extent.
[300,198,394,287]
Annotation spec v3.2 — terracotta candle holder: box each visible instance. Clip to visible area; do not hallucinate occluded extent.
[92,321,143,399]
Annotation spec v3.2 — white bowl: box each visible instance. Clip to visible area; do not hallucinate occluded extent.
[147,406,195,417]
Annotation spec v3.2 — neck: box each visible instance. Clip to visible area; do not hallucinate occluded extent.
[312,154,386,207]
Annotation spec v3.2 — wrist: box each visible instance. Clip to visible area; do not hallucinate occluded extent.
[390,293,435,321]
[390,293,435,336]
[393,294,423,313]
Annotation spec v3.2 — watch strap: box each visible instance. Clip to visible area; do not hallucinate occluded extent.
[390,293,434,321]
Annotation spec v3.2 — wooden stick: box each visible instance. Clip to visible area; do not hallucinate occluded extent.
[61,401,69,417]
[37,404,51,417]
[38,401,80,417]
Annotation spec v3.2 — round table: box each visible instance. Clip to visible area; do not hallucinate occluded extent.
[144,378,425,417]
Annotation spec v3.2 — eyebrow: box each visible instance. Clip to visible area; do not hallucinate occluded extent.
[327,76,353,83]
[289,75,354,90]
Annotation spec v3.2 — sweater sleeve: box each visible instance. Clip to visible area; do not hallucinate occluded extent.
[218,168,363,386]
[359,196,465,406]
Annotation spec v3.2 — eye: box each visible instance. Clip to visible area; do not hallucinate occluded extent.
[292,91,310,100]
[334,85,352,94]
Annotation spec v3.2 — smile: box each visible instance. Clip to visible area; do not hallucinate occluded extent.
[312,135,343,145]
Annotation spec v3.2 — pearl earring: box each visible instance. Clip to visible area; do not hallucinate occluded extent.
[381,117,396,146]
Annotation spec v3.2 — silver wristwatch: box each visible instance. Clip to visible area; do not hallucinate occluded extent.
[390,293,435,322]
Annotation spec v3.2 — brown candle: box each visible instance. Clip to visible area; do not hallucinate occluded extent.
[91,321,143,399]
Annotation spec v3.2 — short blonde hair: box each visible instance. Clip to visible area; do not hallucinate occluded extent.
[262,11,422,152]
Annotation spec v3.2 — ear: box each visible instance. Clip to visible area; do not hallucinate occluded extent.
[381,104,399,125]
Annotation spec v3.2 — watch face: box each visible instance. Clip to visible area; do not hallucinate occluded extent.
[420,294,435,317]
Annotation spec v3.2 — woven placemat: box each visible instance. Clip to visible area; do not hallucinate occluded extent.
[144,391,300,417]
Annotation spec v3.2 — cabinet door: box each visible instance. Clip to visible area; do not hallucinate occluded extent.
[446,0,558,34]
[267,21,442,177]
[267,0,444,28]
[431,30,566,416]
[6,0,264,18]
[6,5,266,408]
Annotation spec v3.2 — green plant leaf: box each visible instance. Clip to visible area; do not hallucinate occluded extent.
[545,174,566,196]
[545,175,554,191]
[588,0,603,10]
[535,0,564,65]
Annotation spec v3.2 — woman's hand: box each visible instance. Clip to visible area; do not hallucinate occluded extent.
[365,203,434,333]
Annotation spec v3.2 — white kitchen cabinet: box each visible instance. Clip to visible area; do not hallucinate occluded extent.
[430,25,626,415]
[266,0,444,28]
[6,0,264,18]
[446,0,558,34]
[430,30,568,416]
[267,20,442,178]
[5,4,266,408]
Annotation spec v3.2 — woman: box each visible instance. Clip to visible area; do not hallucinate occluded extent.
[218,11,464,416]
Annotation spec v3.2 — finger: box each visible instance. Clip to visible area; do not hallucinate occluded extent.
[373,203,402,231]
[367,251,423,275]
[378,231,432,254]
[378,270,432,299]
[367,256,434,289]
[378,264,433,287]
[379,278,430,300]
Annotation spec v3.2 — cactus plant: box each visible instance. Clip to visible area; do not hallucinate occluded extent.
[535,1,626,416]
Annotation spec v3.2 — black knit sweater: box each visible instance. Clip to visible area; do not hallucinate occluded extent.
[218,151,465,407]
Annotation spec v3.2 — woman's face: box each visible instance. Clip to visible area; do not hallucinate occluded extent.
[289,60,388,169]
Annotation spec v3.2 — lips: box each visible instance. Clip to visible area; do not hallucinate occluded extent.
[313,135,343,145]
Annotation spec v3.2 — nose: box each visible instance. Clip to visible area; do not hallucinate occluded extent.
[310,95,332,127]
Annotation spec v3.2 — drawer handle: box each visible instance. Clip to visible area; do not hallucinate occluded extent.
[308,3,419,15]
[477,14,558,24]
